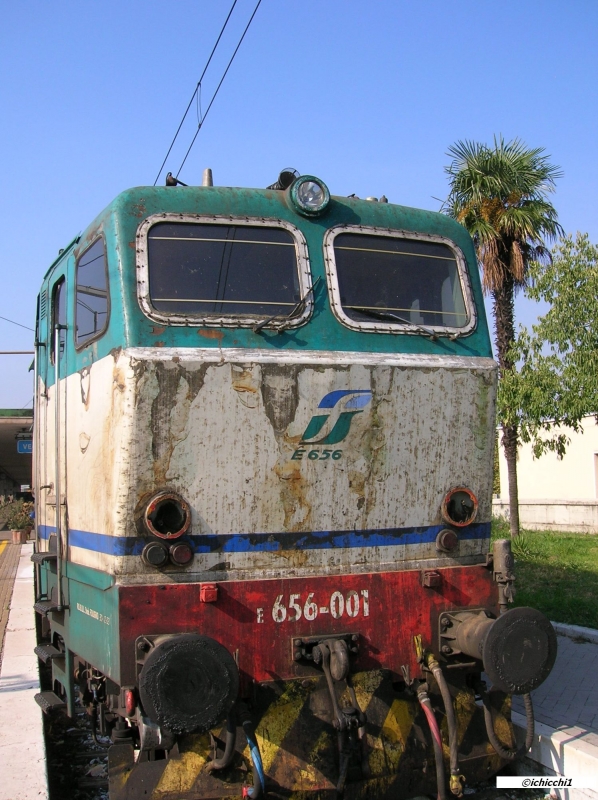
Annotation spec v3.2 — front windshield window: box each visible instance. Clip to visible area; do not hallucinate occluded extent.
[327,229,471,333]
[139,218,310,326]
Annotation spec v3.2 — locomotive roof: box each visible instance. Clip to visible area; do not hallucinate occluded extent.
[39,181,492,363]
[89,183,471,242]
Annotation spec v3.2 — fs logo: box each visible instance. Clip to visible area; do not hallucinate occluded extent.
[300,390,373,445]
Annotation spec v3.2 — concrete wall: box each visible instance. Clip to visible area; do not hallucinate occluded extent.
[493,498,598,533]
[496,417,598,532]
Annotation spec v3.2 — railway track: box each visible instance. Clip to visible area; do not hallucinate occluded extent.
[43,704,109,800]
[39,655,109,800]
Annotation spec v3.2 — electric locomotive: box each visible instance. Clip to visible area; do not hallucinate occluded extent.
[32,169,557,800]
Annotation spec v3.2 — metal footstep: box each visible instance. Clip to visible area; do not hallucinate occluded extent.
[34,600,63,615]
[34,691,66,713]
[34,644,64,665]
[31,552,57,564]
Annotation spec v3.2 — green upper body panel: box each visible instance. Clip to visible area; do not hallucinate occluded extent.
[36,183,492,385]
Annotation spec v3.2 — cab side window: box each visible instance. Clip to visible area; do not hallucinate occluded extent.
[76,238,109,346]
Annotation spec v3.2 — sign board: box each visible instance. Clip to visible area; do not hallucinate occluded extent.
[17,440,32,454]
[21,485,31,492]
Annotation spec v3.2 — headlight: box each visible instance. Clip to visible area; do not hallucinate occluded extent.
[142,490,191,539]
[289,175,330,216]
[441,487,478,527]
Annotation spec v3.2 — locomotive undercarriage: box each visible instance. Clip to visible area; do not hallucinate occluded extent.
[37,643,515,799]
[103,665,512,800]
[59,628,518,800]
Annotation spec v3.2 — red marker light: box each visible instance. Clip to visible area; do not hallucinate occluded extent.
[125,689,136,717]
[169,542,193,566]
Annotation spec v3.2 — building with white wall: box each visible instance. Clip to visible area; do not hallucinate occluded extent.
[493,415,598,532]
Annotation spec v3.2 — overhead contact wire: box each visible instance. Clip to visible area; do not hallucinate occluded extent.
[153,0,240,186]
[175,0,263,179]
[0,314,35,332]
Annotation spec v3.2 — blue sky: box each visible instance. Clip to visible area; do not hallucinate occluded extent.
[1,0,596,408]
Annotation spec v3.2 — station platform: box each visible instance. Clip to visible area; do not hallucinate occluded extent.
[0,534,596,800]
[512,624,598,799]
[0,534,47,800]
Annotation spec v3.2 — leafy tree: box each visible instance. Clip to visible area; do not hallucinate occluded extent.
[502,233,598,457]
[444,137,562,536]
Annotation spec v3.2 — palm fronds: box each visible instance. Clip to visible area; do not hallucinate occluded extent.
[443,136,563,294]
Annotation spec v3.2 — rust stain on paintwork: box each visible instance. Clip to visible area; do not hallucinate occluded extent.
[151,326,166,335]
[231,366,258,394]
[197,329,224,342]
[131,201,147,218]
[231,364,260,409]
[361,396,388,519]
[257,366,311,535]
[112,365,126,394]
[348,470,366,510]
[274,460,312,533]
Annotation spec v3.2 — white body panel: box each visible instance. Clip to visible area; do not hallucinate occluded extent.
[37,348,497,583]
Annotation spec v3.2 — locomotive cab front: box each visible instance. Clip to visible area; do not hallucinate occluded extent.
[32,171,556,800]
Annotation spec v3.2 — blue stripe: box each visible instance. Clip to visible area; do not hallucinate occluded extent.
[37,522,490,557]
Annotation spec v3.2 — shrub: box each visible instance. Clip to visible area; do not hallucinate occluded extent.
[3,500,34,530]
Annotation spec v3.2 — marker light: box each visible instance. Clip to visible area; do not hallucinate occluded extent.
[289,175,330,216]
[170,542,194,566]
[141,541,169,568]
[125,689,136,717]
[436,528,459,552]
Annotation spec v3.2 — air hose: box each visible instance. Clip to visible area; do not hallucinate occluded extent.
[207,709,237,772]
[482,688,535,760]
[238,704,265,799]
[417,683,448,800]
[426,655,463,797]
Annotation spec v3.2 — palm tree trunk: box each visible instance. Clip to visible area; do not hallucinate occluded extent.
[501,423,520,537]
[492,277,520,537]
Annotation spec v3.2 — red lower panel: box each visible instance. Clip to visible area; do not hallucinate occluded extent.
[118,565,497,687]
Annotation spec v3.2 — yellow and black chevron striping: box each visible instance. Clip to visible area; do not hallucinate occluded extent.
[108,671,513,800]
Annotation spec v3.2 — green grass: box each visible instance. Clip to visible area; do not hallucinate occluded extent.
[491,517,598,630]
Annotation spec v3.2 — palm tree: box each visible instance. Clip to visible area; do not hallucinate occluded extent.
[444,137,562,536]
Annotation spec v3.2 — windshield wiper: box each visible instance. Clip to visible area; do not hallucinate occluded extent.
[253,277,322,334]
[346,306,439,340]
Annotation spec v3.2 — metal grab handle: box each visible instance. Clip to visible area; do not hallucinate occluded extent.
[53,324,65,610]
